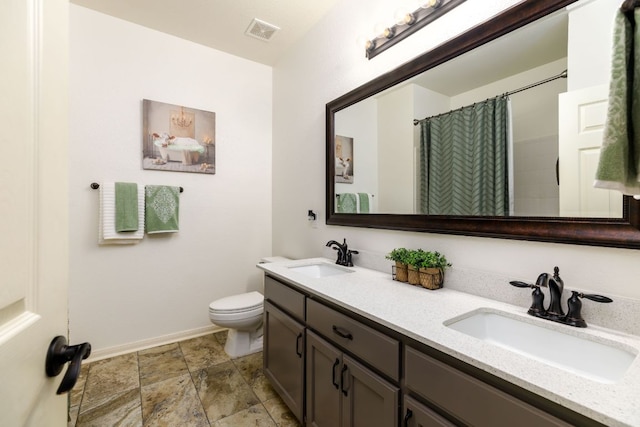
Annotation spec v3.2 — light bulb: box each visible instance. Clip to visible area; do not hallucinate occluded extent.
[374,22,388,37]
[394,8,410,25]
[422,0,443,8]
[365,39,376,52]
[356,35,369,49]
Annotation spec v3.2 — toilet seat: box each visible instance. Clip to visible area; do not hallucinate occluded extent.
[209,291,263,321]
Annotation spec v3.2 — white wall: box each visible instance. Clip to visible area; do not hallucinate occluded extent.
[272,0,640,304]
[567,0,615,91]
[335,98,378,210]
[377,85,415,214]
[69,5,272,356]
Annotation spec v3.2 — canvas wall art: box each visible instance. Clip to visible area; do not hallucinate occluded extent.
[142,99,216,174]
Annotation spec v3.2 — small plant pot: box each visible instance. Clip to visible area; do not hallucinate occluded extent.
[407,265,420,285]
[394,261,408,282]
[419,267,444,290]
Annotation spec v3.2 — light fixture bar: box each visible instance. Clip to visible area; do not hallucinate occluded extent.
[366,0,467,60]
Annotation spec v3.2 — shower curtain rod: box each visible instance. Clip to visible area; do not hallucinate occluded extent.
[413,69,568,125]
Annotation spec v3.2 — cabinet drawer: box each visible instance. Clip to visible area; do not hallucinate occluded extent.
[405,347,571,427]
[403,395,455,427]
[306,299,399,381]
[264,276,305,321]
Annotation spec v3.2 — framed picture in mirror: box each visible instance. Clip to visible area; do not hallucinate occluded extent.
[335,135,354,183]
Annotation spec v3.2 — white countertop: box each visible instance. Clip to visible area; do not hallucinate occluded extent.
[257,258,640,427]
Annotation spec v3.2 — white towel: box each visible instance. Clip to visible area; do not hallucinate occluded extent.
[99,182,144,244]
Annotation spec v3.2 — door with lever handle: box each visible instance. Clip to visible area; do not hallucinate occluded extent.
[45,336,92,395]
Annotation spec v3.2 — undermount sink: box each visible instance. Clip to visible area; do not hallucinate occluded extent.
[445,309,637,383]
[287,262,354,278]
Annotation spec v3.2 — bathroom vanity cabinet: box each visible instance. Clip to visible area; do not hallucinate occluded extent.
[263,273,605,427]
[263,277,305,422]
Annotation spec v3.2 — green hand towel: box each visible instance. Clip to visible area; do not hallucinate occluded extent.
[145,185,180,233]
[337,193,357,213]
[358,193,370,213]
[594,9,640,195]
[115,182,139,232]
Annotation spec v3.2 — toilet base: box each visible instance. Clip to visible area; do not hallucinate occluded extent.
[223,327,264,358]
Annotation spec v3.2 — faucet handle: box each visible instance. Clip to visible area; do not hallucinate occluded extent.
[345,250,358,267]
[509,280,535,288]
[509,281,545,317]
[565,291,613,328]
[579,293,613,303]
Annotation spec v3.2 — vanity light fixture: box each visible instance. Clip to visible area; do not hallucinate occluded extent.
[364,0,466,59]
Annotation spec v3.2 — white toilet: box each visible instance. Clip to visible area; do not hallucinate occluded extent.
[209,291,264,358]
[209,256,291,358]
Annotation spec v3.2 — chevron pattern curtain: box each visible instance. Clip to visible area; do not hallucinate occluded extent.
[418,96,511,216]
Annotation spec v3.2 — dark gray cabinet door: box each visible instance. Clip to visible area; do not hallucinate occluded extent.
[306,330,399,427]
[306,330,342,427]
[341,354,399,427]
[263,300,305,423]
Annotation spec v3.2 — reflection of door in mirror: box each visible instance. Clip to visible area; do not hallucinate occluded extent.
[559,85,623,218]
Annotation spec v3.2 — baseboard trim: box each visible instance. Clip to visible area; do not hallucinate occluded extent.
[87,325,227,362]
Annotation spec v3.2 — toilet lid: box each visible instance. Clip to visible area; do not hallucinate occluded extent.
[209,291,263,314]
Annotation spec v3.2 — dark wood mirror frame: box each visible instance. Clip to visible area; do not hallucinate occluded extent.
[326,0,640,250]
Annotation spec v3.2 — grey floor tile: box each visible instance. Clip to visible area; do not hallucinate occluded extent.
[263,397,301,427]
[212,404,277,427]
[70,362,90,408]
[141,373,208,427]
[192,360,260,423]
[233,352,277,402]
[179,334,230,372]
[138,343,189,387]
[214,330,227,346]
[80,353,140,413]
[76,388,142,427]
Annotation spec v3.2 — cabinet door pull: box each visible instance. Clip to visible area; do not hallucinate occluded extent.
[295,333,303,358]
[403,408,413,427]
[341,364,350,397]
[332,325,353,340]
[332,358,340,389]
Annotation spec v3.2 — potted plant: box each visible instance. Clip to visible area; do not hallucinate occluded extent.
[405,249,427,285]
[416,251,451,290]
[386,248,409,282]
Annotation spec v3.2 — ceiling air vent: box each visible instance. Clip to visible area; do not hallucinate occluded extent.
[245,18,280,42]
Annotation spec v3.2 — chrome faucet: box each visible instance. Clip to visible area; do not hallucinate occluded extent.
[326,238,357,267]
[509,266,612,328]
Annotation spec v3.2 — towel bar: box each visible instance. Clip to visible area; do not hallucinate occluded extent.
[90,182,183,193]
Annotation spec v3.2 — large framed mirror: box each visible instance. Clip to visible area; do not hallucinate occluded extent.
[326,0,640,249]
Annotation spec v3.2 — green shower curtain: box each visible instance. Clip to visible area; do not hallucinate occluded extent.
[418,96,510,216]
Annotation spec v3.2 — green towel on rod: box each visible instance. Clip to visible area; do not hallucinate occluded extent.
[145,185,180,233]
[337,193,357,213]
[115,182,139,232]
[594,9,640,194]
[358,193,370,213]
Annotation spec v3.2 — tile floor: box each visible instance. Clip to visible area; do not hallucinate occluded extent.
[69,331,300,427]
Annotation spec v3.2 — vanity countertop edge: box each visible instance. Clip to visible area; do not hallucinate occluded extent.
[257,257,640,427]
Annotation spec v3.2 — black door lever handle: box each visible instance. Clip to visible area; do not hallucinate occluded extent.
[45,335,91,395]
